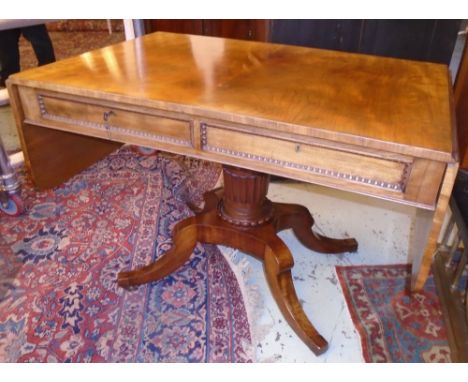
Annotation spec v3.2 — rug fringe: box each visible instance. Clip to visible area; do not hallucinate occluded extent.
[217,245,273,363]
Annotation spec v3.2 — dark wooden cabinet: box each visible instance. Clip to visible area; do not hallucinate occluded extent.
[145,19,269,42]
[145,20,204,35]
[359,20,461,64]
[270,20,363,52]
[270,19,461,65]
[455,40,468,169]
[202,20,269,41]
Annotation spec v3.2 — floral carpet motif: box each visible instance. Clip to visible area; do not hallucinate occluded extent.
[336,264,451,362]
[0,146,252,362]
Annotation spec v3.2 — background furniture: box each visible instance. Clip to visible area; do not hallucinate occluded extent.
[433,170,468,362]
[455,31,468,169]
[270,20,461,65]
[433,31,468,363]
[145,19,461,65]
[145,19,270,42]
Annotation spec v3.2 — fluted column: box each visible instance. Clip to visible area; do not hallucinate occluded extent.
[218,165,273,226]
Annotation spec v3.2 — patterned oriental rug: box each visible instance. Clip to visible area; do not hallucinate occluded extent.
[336,264,451,362]
[0,146,253,362]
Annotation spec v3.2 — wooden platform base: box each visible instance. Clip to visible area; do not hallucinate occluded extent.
[117,166,358,355]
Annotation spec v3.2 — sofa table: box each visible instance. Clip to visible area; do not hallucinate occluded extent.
[7,32,458,355]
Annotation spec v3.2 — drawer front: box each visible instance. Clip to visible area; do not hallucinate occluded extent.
[201,123,410,192]
[16,85,446,209]
[20,88,193,147]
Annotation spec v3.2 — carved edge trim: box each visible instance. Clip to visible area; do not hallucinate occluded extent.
[217,200,274,227]
[37,95,192,147]
[200,123,408,192]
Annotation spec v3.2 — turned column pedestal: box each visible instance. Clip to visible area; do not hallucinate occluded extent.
[118,165,358,355]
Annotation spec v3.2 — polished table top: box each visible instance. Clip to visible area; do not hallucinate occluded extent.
[11,31,455,162]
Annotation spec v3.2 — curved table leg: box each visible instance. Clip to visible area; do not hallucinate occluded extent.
[117,217,198,288]
[273,202,358,254]
[194,212,329,355]
[263,234,328,354]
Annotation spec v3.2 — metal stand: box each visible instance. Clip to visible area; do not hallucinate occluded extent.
[0,135,24,216]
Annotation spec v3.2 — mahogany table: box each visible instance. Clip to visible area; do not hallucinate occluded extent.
[7,32,458,355]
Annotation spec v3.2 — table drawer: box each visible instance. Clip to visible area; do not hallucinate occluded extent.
[200,122,446,208]
[202,123,409,190]
[20,87,193,147]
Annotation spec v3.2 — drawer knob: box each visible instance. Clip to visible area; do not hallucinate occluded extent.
[103,110,115,139]
[295,144,301,153]
[103,110,116,122]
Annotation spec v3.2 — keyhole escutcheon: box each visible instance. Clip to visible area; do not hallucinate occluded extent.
[103,110,116,122]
